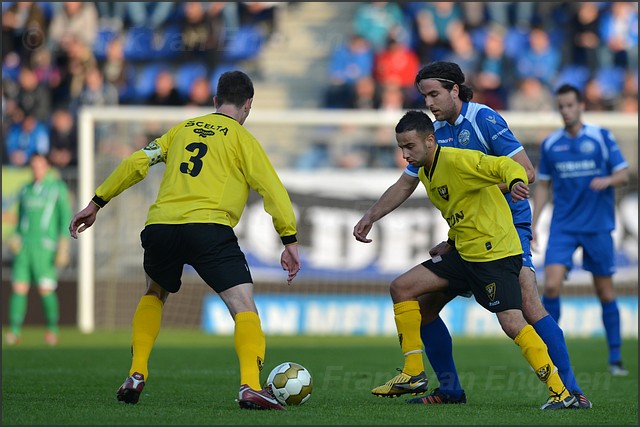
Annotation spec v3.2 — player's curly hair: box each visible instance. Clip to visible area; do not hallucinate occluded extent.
[415,61,474,102]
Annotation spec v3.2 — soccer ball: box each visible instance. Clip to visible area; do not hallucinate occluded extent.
[266,362,313,406]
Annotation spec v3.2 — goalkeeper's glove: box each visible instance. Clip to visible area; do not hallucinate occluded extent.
[55,238,70,268]
[7,235,22,255]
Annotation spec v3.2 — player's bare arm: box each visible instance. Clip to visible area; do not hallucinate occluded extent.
[496,150,536,193]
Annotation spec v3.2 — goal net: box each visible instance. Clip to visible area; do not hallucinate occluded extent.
[74,107,638,332]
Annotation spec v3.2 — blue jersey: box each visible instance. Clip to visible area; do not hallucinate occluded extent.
[406,102,531,226]
[537,123,628,233]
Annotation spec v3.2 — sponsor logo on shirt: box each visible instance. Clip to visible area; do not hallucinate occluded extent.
[491,127,509,140]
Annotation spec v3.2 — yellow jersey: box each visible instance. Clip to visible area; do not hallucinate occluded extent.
[94,113,297,243]
[418,145,526,262]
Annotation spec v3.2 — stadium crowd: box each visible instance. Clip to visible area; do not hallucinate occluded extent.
[2,2,638,168]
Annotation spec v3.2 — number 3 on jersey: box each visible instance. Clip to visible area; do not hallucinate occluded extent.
[180,142,208,176]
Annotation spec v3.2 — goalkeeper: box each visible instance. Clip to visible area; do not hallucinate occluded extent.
[6,153,72,346]
[69,71,301,411]
[354,110,576,410]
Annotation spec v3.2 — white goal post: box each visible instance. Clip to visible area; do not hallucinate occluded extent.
[76,107,638,333]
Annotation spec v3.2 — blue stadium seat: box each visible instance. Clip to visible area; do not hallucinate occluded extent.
[554,65,591,91]
[153,24,182,60]
[123,26,155,61]
[221,25,264,63]
[93,27,119,62]
[596,66,626,99]
[174,62,208,98]
[503,27,529,59]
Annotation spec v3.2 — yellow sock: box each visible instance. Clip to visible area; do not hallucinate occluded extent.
[514,325,570,399]
[234,311,265,390]
[393,301,424,376]
[130,295,163,379]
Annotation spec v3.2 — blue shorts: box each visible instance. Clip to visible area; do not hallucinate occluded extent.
[516,224,535,271]
[544,230,615,276]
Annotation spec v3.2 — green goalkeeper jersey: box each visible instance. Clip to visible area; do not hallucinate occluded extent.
[16,171,72,251]
[418,145,527,262]
[94,113,297,241]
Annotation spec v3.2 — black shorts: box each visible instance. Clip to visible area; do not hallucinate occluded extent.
[422,250,522,313]
[140,223,252,293]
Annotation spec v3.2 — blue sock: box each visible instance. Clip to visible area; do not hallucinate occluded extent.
[601,300,622,364]
[533,315,582,394]
[420,316,463,398]
[542,295,561,322]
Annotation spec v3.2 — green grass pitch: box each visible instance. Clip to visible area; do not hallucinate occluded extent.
[2,327,637,425]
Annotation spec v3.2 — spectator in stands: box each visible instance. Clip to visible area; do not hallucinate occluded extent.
[180,2,226,72]
[48,108,77,168]
[54,36,98,110]
[352,2,408,53]
[487,2,537,30]
[508,77,554,112]
[566,2,603,74]
[583,77,609,111]
[124,2,176,31]
[1,2,48,63]
[599,2,638,71]
[378,82,406,111]
[516,26,561,89]
[472,25,516,110]
[16,66,51,123]
[70,66,119,115]
[185,76,212,107]
[411,2,464,62]
[618,70,639,112]
[6,113,50,166]
[373,33,420,92]
[458,2,487,32]
[95,2,127,31]
[100,36,135,104]
[30,49,62,90]
[47,2,98,55]
[239,2,281,40]
[443,26,480,80]
[324,34,374,109]
[146,70,183,106]
[349,76,380,110]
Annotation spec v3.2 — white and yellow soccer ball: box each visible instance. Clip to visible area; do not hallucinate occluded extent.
[266,362,313,406]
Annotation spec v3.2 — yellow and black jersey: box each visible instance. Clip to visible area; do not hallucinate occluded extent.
[93,112,297,243]
[418,145,527,262]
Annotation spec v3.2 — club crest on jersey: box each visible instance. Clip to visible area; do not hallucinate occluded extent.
[580,140,596,154]
[458,129,471,146]
[437,185,449,200]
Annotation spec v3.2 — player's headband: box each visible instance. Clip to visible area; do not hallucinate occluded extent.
[428,77,457,85]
